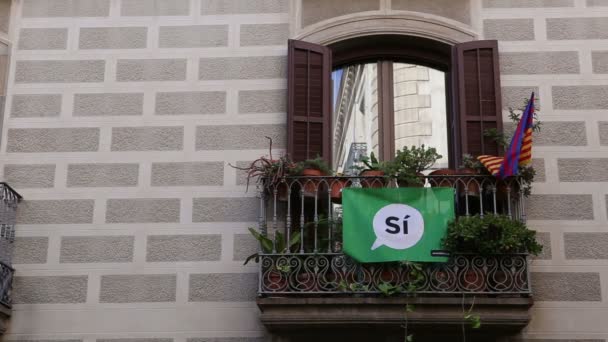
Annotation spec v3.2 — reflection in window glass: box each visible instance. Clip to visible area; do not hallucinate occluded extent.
[332,63,379,175]
[393,63,449,169]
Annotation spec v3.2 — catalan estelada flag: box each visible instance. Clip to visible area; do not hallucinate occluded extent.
[478,92,535,179]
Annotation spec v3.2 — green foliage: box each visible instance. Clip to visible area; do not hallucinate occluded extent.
[303,214,342,252]
[356,152,387,173]
[292,157,332,175]
[464,313,481,329]
[384,145,442,185]
[276,264,291,273]
[243,228,301,265]
[463,297,482,329]
[460,153,486,172]
[485,98,542,151]
[443,215,543,256]
[378,282,402,297]
[349,283,370,292]
[517,164,536,197]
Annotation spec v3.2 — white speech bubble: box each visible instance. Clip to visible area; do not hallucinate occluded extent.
[371,204,424,251]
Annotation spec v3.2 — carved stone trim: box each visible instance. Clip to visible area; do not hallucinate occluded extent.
[258,296,532,334]
[295,13,477,46]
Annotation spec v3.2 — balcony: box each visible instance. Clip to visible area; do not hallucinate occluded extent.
[253,174,533,337]
[0,183,21,335]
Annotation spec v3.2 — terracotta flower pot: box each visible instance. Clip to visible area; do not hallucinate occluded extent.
[267,182,289,202]
[301,168,324,197]
[429,168,456,188]
[360,170,385,188]
[456,168,481,196]
[330,178,348,204]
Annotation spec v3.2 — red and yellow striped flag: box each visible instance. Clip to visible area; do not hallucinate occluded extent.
[477,155,504,176]
[477,93,535,179]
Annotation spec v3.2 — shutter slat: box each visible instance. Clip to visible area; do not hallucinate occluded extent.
[288,39,332,163]
[454,40,503,157]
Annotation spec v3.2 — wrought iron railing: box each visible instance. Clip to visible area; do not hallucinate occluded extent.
[255,174,529,296]
[0,183,20,243]
[0,183,21,309]
[0,262,13,308]
[259,254,530,295]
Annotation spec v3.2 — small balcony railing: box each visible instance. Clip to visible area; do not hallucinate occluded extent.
[0,262,13,309]
[255,174,529,297]
[0,183,22,311]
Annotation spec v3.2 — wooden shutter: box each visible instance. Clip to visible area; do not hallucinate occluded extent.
[454,40,503,157]
[287,39,332,163]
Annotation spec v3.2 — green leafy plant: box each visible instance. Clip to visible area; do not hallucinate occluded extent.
[276,264,292,273]
[464,312,481,329]
[301,215,343,252]
[516,164,536,197]
[355,152,386,173]
[463,296,481,334]
[243,228,301,265]
[378,282,402,297]
[292,156,332,175]
[485,98,542,149]
[460,153,486,172]
[349,283,370,292]
[443,215,542,256]
[384,145,442,186]
[401,262,424,342]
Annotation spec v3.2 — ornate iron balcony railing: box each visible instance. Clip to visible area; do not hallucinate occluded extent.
[259,253,530,295]
[255,174,529,296]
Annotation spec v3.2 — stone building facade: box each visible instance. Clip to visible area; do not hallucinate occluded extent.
[0,0,606,341]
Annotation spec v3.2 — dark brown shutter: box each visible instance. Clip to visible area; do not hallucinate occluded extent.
[287,39,332,163]
[454,40,503,157]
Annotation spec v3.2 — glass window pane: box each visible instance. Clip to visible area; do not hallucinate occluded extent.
[332,63,379,175]
[393,63,449,169]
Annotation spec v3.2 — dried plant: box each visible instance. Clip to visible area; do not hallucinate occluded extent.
[229,137,295,190]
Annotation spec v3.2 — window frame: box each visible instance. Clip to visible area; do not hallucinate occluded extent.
[287,36,503,170]
[329,35,457,167]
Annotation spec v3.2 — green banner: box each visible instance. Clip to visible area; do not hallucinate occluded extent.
[342,187,454,263]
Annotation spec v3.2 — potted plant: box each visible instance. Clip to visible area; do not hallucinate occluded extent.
[454,153,488,196]
[384,145,442,187]
[356,152,387,188]
[244,227,301,291]
[230,137,295,201]
[329,174,349,203]
[442,214,542,290]
[293,157,332,196]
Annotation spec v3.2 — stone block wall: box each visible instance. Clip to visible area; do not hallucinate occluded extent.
[482,0,608,340]
[2,0,608,341]
[1,0,288,340]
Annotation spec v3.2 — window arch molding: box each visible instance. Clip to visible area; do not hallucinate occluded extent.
[293,13,477,47]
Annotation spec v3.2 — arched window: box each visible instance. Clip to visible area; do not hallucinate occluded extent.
[287,35,503,171]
